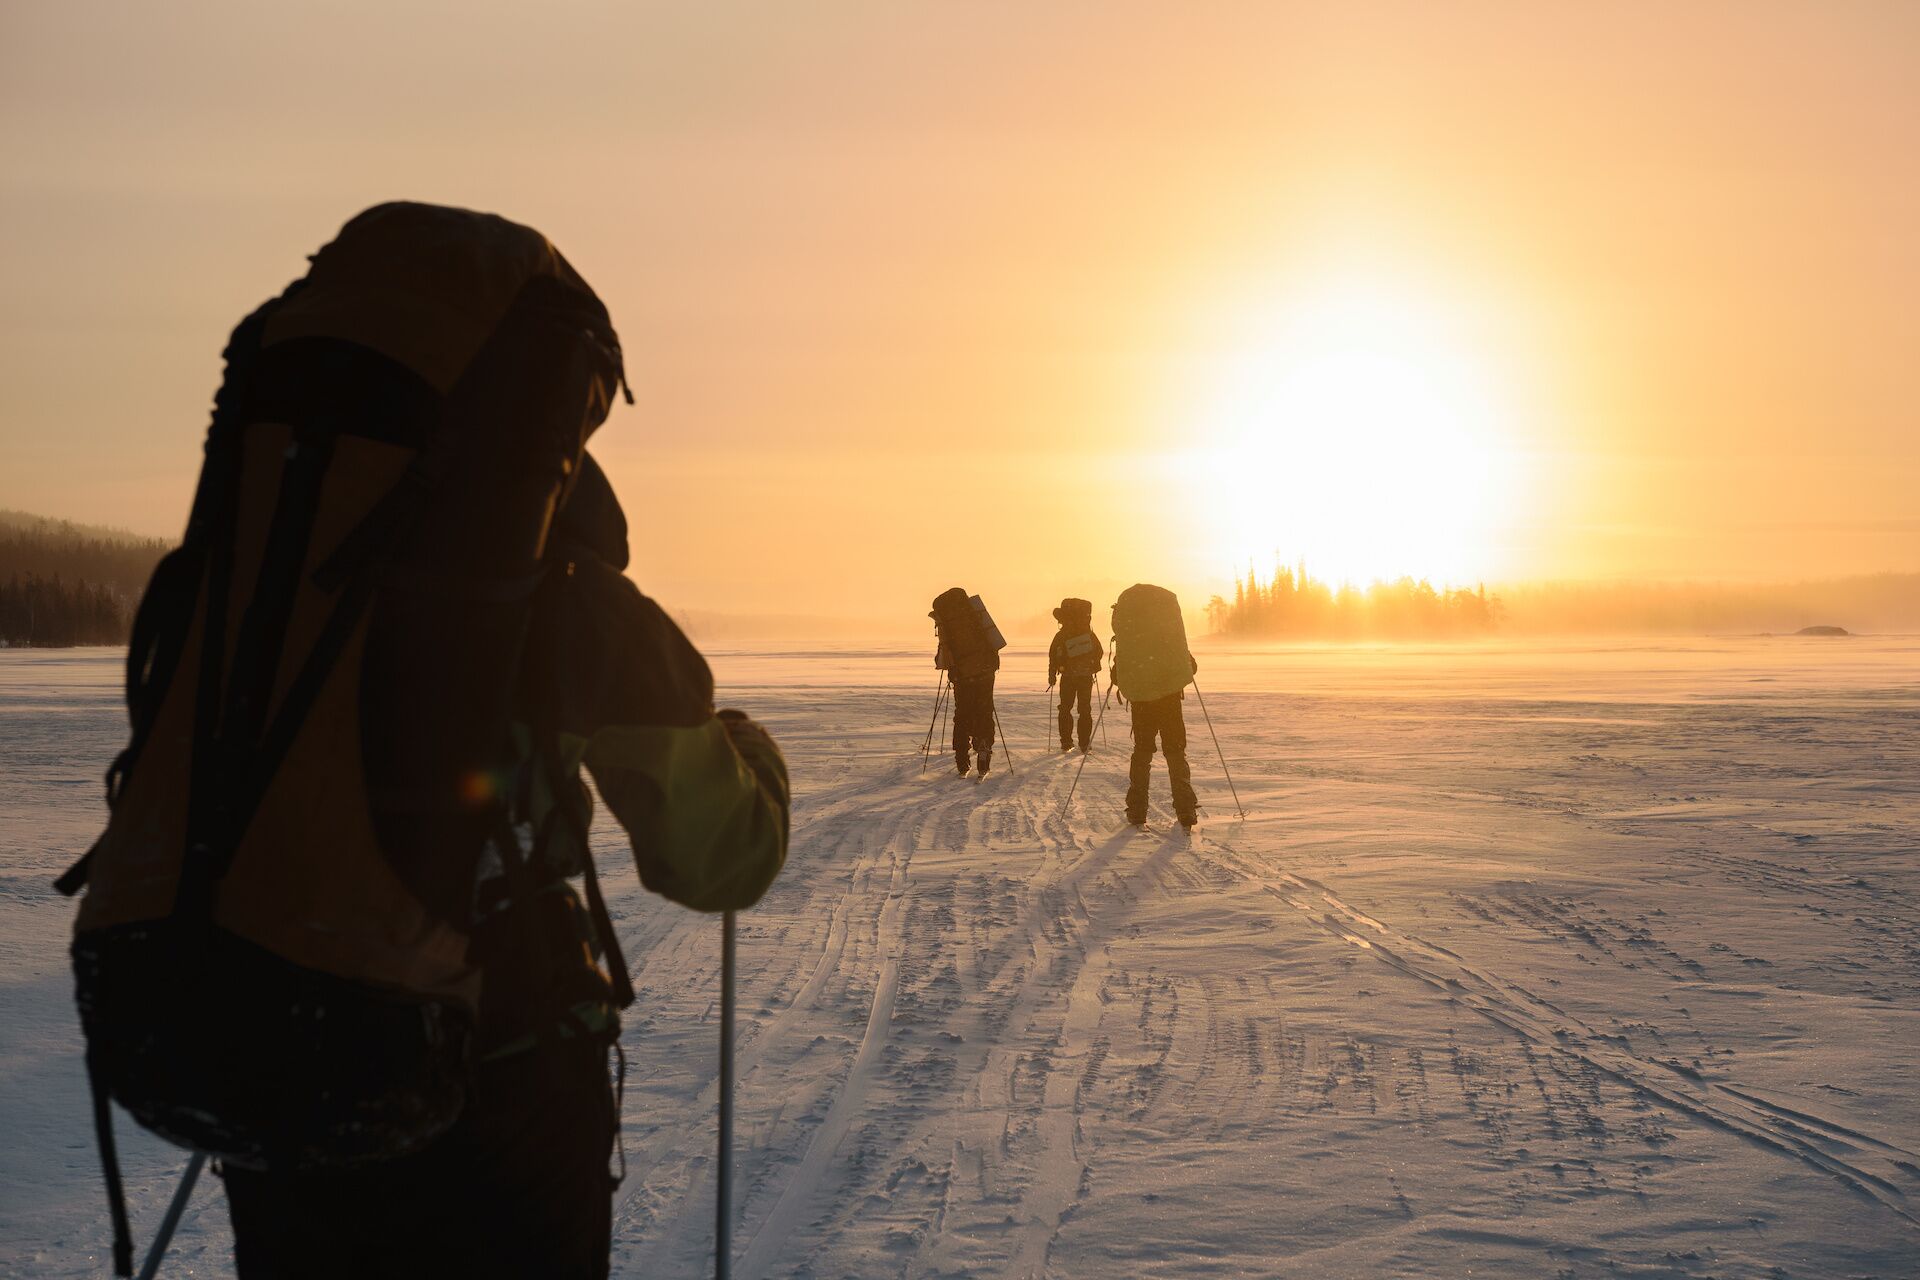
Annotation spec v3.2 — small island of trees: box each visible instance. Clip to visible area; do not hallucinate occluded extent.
[1206,562,1501,639]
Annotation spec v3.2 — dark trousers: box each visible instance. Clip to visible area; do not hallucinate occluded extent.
[1127,694,1197,822]
[951,672,996,771]
[223,1036,616,1279]
[1057,673,1095,749]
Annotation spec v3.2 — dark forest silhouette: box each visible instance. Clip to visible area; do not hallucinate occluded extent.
[0,511,169,647]
[1207,562,1499,639]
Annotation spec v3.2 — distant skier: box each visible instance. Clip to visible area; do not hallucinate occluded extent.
[1047,597,1104,753]
[930,587,1007,777]
[1109,584,1199,829]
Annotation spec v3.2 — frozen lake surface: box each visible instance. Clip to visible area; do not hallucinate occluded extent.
[3,639,1917,1277]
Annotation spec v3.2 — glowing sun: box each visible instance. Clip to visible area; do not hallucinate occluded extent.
[1190,265,1531,587]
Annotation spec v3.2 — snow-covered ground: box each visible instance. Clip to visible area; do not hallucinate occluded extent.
[3,639,1917,1278]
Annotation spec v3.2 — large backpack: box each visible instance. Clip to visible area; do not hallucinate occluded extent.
[1110,583,1192,702]
[930,587,1004,678]
[57,203,627,1268]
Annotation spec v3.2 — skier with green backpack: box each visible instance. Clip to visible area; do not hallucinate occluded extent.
[59,202,789,1279]
[1109,584,1200,829]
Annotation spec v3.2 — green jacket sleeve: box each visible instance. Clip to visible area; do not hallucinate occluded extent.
[583,711,787,912]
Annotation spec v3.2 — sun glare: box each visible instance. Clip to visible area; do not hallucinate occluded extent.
[1191,264,1530,587]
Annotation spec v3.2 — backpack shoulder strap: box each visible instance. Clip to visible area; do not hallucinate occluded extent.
[536,727,636,1011]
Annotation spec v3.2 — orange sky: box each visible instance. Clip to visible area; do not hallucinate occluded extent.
[2,2,1916,633]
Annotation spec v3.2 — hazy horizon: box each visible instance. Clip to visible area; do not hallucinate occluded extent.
[675,568,1920,648]
[7,502,1918,649]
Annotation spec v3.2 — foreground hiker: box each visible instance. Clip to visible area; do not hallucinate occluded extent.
[930,587,1006,776]
[1110,584,1199,829]
[61,202,788,1280]
[1047,596,1104,752]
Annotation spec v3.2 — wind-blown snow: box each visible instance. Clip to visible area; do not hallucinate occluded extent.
[2,639,1916,1277]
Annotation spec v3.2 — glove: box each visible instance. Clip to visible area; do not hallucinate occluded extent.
[1047,678,1056,691]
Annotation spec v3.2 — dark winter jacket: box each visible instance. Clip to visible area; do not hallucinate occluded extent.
[480,476,789,1056]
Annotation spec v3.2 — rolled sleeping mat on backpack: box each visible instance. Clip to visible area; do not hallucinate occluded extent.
[970,594,1007,653]
[1052,596,1092,625]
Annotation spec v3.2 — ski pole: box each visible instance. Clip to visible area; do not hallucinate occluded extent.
[991,704,1014,774]
[136,1151,206,1280]
[1060,682,1114,816]
[716,910,736,1280]
[921,687,944,767]
[1190,679,1244,818]
[919,672,938,763]
[921,673,950,769]
[936,677,951,763]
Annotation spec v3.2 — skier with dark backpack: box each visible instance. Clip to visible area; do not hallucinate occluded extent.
[929,587,1006,777]
[58,202,789,1279]
[1046,597,1103,753]
[1109,584,1200,829]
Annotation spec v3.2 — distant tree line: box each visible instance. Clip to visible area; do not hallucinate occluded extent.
[0,511,171,648]
[1492,573,1920,635]
[1206,562,1501,639]
[0,574,131,646]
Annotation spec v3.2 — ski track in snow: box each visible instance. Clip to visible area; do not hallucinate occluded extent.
[1203,850,1920,1225]
[3,641,1919,1278]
